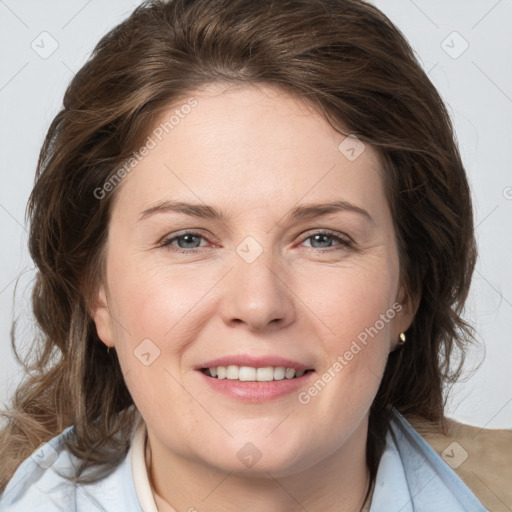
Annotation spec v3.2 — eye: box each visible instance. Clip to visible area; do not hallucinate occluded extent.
[301,230,353,250]
[159,231,211,252]
[159,229,354,254]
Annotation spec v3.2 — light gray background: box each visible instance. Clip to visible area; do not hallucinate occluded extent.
[1,0,511,428]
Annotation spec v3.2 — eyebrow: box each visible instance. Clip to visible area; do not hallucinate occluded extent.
[138,199,374,225]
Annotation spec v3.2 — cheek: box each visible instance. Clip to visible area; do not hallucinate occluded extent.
[107,251,210,342]
[297,308,392,451]
[294,259,397,405]
[104,254,216,411]
[298,255,398,346]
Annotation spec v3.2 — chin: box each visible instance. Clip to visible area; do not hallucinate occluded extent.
[197,434,317,478]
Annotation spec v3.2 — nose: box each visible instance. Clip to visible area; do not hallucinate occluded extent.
[218,243,296,332]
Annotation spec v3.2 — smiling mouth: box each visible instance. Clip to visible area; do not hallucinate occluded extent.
[201,365,315,382]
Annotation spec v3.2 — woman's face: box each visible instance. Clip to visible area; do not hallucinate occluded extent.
[93,83,416,477]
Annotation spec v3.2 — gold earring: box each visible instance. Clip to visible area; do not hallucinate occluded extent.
[398,332,406,345]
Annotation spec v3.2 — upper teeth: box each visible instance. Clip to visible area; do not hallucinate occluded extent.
[208,366,306,381]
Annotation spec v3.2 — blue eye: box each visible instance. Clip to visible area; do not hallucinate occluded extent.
[159,230,353,253]
[302,231,353,250]
[160,232,208,252]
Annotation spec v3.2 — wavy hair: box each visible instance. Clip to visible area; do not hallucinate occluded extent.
[0,0,477,494]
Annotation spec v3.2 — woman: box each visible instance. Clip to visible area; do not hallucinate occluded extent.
[0,0,508,510]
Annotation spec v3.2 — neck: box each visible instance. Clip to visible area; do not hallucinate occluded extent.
[147,421,371,512]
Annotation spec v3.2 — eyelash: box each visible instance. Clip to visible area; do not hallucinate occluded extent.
[159,230,354,254]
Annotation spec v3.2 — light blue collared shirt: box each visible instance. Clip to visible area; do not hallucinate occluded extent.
[0,408,487,511]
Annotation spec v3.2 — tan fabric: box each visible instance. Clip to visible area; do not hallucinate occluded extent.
[410,416,512,512]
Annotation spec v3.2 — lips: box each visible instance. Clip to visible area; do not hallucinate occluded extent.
[196,355,315,401]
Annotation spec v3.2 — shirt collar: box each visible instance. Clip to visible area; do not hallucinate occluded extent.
[130,418,159,512]
[370,407,487,511]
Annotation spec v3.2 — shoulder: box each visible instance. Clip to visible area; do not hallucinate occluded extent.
[409,414,512,512]
[0,426,142,512]
[371,409,487,511]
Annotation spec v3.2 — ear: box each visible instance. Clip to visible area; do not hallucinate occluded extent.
[391,285,420,351]
[90,284,114,348]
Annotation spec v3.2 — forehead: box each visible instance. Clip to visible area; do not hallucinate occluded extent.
[112,82,388,224]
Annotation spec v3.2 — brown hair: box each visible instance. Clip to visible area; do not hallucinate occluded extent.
[0,0,477,495]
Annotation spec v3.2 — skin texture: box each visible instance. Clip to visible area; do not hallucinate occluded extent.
[92,83,417,512]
